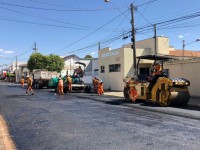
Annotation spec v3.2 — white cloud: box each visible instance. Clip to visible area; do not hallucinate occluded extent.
[90,52,95,55]
[3,50,14,54]
[0,48,15,54]
[178,35,184,38]
[0,54,8,58]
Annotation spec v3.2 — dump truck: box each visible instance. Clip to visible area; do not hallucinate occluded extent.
[32,69,58,89]
[123,55,190,106]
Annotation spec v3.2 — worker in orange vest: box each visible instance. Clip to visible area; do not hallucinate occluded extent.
[66,75,72,92]
[26,76,34,95]
[93,77,98,93]
[128,78,138,103]
[98,81,104,96]
[152,63,162,76]
[57,77,64,95]
[20,76,25,88]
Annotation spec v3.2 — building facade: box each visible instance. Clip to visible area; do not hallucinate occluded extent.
[98,36,170,91]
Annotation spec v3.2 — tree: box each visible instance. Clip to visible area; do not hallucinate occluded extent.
[46,54,64,72]
[27,53,46,72]
[27,53,64,73]
[84,55,93,58]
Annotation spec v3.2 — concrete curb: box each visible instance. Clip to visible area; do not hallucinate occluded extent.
[0,115,16,150]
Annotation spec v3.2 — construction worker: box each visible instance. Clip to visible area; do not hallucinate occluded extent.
[93,77,98,93]
[97,81,104,96]
[66,75,72,92]
[26,76,34,95]
[57,77,64,95]
[128,78,138,103]
[20,76,25,88]
[74,66,83,77]
[152,63,162,76]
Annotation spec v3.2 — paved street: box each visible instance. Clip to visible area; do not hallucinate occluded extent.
[1,83,200,150]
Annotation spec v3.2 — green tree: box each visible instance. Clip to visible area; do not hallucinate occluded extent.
[84,55,93,58]
[27,53,64,73]
[27,53,46,72]
[47,54,64,72]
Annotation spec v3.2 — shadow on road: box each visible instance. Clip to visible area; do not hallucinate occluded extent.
[176,105,200,111]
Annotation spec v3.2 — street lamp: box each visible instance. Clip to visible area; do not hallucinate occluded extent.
[182,38,200,59]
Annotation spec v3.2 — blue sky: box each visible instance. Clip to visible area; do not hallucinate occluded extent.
[1,0,200,67]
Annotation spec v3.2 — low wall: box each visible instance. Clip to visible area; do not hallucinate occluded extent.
[164,60,200,97]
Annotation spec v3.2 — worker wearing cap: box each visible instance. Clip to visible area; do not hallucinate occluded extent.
[26,76,34,95]
[66,75,72,92]
[57,77,64,95]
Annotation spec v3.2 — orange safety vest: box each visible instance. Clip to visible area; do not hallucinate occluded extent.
[21,79,24,84]
[129,80,138,101]
[58,79,63,86]
[67,76,72,83]
[27,78,32,86]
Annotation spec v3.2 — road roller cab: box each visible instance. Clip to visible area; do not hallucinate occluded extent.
[123,55,190,106]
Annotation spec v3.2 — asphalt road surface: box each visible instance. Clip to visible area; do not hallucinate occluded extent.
[0,82,200,150]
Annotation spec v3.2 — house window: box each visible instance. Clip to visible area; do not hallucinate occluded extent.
[109,64,121,72]
[101,66,105,73]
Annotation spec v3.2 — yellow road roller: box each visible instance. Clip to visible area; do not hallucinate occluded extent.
[123,55,190,106]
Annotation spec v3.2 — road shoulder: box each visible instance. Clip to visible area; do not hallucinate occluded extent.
[0,115,16,150]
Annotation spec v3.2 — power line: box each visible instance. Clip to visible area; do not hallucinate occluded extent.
[53,9,130,54]
[0,16,98,30]
[0,1,116,12]
[108,1,130,21]
[137,0,159,7]
[0,6,125,32]
[61,30,130,56]
[136,9,153,26]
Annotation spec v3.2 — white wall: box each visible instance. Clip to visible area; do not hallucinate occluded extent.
[164,61,200,97]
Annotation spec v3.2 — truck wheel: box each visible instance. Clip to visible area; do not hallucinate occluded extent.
[36,83,40,89]
[34,83,38,89]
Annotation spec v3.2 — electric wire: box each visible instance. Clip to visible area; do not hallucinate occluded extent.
[0,1,116,12]
[53,8,130,54]
[0,6,124,32]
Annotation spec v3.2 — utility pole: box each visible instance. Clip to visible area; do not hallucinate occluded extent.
[15,55,18,83]
[182,40,185,60]
[33,42,38,53]
[98,42,101,50]
[154,24,157,55]
[131,3,137,77]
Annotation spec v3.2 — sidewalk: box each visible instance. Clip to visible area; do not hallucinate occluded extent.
[0,115,16,150]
